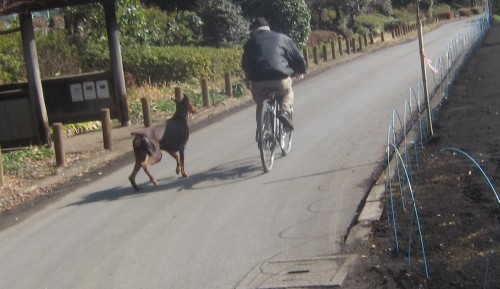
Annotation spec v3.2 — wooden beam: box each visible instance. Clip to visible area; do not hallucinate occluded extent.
[0,0,105,16]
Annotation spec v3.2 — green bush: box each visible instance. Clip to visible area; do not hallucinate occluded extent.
[2,146,54,173]
[197,0,249,46]
[392,8,414,23]
[332,18,353,39]
[458,8,472,17]
[143,8,202,46]
[238,0,311,48]
[307,30,338,46]
[231,80,247,97]
[121,45,243,84]
[369,0,393,16]
[78,41,110,72]
[63,122,101,137]
[432,3,453,20]
[471,7,483,15]
[356,12,388,34]
[384,18,407,31]
[435,11,453,20]
[352,22,369,35]
[36,32,81,78]
[0,34,24,83]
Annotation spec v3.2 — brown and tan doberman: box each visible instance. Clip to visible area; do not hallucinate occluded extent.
[129,94,198,191]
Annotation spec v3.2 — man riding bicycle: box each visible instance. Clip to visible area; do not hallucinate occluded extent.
[241,17,307,142]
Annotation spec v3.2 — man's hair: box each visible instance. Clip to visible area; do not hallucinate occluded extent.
[250,17,269,30]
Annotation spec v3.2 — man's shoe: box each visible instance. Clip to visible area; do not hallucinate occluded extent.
[278,110,294,131]
[256,128,262,149]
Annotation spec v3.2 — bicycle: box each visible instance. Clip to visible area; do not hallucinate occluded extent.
[258,90,293,172]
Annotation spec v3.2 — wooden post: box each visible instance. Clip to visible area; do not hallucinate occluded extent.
[103,1,130,126]
[19,13,51,146]
[141,97,151,127]
[175,87,183,101]
[101,108,112,150]
[322,44,327,62]
[313,46,318,64]
[381,31,385,42]
[364,34,368,46]
[358,36,362,51]
[302,48,309,66]
[338,37,343,56]
[52,122,66,167]
[351,38,356,53]
[416,4,434,136]
[369,32,374,45]
[224,72,232,97]
[346,38,351,55]
[0,144,4,187]
[330,40,336,60]
[201,78,211,107]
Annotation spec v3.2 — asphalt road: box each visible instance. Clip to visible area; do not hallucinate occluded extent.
[0,17,482,289]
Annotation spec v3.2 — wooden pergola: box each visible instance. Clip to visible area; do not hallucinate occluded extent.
[0,0,129,147]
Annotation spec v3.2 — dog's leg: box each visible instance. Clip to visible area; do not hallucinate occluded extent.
[129,136,145,191]
[129,159,142,191]
[141,151,162,186]
[178,149,189,177]
[166,150,189,177]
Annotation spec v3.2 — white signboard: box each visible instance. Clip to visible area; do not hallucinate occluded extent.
[70,83,84,102]
[83,81,97,100]
[96,80,110,99]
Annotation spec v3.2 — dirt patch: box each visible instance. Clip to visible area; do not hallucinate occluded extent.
[0,151,106,214]
[342,23,500,289]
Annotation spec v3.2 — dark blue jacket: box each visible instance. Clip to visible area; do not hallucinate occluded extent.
[242,28,307,82]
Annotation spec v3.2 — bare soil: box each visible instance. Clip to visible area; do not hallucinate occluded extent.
[0,151,104,214]
[342,23,500,289]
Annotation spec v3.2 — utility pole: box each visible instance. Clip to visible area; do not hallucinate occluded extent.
[416,0,434,137]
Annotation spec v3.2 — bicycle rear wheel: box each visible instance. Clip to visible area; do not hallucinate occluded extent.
[279,123,293,155]
[259,102,275,172]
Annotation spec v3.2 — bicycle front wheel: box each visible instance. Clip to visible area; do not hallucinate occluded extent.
[259,102,275,172]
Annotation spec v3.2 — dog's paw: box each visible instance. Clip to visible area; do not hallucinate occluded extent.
[129,177,140,191]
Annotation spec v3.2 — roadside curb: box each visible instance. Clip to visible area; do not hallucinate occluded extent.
[345,173,386,245]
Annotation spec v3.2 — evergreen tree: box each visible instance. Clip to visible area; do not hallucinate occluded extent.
[237,0,311,48]
[197,0,250,46]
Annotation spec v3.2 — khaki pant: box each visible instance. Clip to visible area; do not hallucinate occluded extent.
[251,77,294,126]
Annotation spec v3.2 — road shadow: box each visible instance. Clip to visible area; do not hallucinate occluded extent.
[66,156,264,207]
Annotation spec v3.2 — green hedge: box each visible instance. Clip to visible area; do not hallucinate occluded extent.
[0,32,244,85]
[0,34,24,83]
[121,45,243,84]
